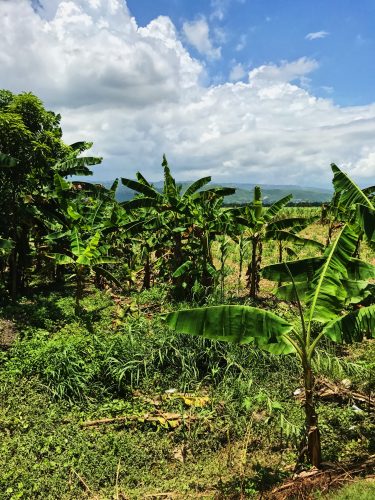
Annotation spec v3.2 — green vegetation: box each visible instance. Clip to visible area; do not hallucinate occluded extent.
[0,90,374,498]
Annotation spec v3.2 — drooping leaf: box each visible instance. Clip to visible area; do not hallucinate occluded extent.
[268,230,324,250]
[266,216,319,234]
[347,258,375,280]
[121,177,161,200]
[195,187,236,201]
[323,305,375,343]
[51,253,75,265]
[55,156,102,176]
[166,305,295,355]
[356,204,375,243]
[262,257,323,283]
[94,266,125,291]
[341,279,373,304]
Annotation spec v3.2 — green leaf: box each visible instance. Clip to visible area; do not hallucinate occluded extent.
[121,197,159,210]
[67,205,81,220]
[266,216,318,234]
[263,194,293,222]
[166,305,295,355]
[331,164,374,210]
[356,204,375,243]
[341,279,373,304]
[268,230,324,250]
[347,258,375,280]
[323,305,375,343]
[307,224,358,323]
[121,177,161,200]
[262,257,323,283]
[54,173,71,193]
[70,228,83,257]
[51,253,75,265]
[276,282,311,302]
[182,176,211,198]
[172,261,193,278]
[76,231,101,264]
[55,156,102,176]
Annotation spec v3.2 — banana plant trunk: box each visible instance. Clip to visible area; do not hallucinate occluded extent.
[248,236,261,299]
[303,362,322,467]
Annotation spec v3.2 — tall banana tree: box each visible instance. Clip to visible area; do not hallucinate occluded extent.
[165,168,375,468]
[232,187,293,298]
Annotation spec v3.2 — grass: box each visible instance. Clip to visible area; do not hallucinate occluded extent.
[328,480,375,500]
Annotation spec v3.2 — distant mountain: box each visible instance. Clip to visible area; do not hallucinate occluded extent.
[100,180,332,204]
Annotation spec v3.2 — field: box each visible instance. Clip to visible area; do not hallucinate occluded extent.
[1,209,374,500]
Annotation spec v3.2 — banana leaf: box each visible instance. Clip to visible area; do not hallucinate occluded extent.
[307,224,357,323]
[331,164,374,210]
[262,257,323,283]
[323,304,375,343]
[166,305,295,355]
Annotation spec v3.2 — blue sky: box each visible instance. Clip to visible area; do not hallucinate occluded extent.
[128,0,375,106]
[2,0,375,187]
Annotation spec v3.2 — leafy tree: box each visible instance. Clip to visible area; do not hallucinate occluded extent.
[0,90,101,297]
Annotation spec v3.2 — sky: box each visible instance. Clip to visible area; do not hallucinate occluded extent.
[1,0,375,187]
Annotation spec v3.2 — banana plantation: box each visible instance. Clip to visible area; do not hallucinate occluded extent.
[0,91,374,499]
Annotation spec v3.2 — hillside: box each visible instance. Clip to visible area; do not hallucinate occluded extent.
[102,180,332,204]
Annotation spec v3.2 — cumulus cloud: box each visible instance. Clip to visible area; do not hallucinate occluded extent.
[305,31,330,40]
[1,0,374,188]
[182,18,221,60]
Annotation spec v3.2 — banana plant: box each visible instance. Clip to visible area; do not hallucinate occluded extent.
[44,175,123,313]
[232,187,293,298]
[165,169,375,467]
[50,229,118,314]
[265,215,324,264]
[121,155,235,299]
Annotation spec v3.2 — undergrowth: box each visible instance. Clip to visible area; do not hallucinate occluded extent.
[0,288,374,498]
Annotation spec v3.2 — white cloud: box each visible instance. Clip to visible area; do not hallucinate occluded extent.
[1,1,375,188]
[229,62,246,82]
[305,31,330,40]
[249,57,319,85]
[182,18,221,60]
